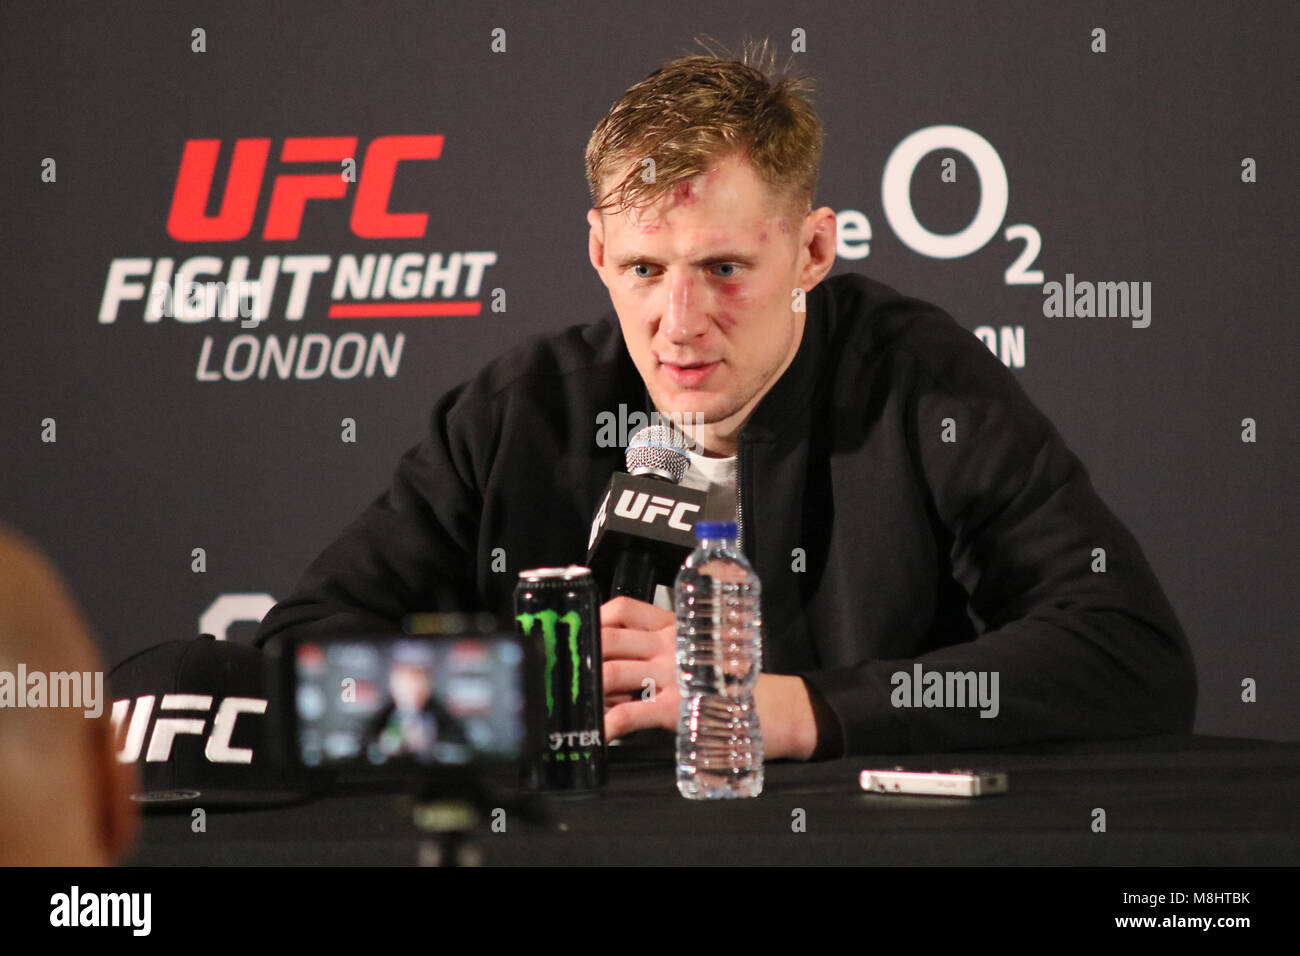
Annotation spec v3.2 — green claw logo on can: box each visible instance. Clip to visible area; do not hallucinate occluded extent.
[514,565,605,789]
[515,609,581,717]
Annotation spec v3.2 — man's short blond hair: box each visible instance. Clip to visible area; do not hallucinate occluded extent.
[585,37,824,224]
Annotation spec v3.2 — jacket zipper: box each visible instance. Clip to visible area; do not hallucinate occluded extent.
[735,433,766,671]
[735,434,746,552]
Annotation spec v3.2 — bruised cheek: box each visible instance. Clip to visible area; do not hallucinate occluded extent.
[713,277,751,321]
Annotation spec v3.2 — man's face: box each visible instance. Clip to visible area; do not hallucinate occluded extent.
[390,663,431,712]
[588,153,825,440]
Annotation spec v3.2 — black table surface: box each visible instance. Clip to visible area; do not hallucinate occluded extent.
[126,734,1300,866]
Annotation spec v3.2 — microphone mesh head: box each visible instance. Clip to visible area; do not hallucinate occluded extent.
[626,424,691,483]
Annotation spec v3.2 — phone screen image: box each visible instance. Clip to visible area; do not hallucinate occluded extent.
[292,635,526,770]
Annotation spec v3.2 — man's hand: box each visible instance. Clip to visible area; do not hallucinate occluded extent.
[601,596,678,739]
[599,595,821,760]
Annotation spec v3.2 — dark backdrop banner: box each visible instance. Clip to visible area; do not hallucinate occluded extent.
[2,1,1295,741]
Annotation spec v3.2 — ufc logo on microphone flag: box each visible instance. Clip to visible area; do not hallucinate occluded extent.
[613,491,699,529]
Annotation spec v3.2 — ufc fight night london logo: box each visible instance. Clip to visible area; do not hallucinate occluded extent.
[98,135,500,382]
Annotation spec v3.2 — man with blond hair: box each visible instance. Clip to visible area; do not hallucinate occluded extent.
[257,42,1195,758]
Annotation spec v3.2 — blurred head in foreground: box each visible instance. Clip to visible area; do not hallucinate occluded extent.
[0,528,137,865]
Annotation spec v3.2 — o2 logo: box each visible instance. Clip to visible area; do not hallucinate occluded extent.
[838,125,1043,286]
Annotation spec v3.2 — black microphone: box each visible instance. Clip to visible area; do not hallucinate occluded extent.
[585,425,705,602]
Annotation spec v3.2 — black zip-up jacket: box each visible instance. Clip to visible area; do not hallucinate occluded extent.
[254,272,1197,756]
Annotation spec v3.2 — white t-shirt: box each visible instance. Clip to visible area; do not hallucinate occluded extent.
[652,449,739,611]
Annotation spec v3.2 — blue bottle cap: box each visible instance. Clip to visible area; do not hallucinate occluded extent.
[695,520,737,539]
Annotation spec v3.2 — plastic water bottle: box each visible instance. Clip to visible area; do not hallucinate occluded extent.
[674,520,763,799]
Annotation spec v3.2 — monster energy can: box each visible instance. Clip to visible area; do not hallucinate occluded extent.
[514,566,605,791]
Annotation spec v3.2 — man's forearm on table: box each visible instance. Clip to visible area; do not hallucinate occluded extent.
[755,673,822,761]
